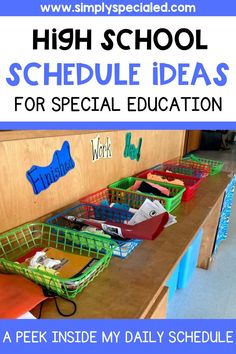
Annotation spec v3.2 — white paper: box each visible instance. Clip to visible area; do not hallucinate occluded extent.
[128,198,177,228]
[18,312,37,320]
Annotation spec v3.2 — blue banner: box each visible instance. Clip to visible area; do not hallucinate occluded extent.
[0,0,236,16]
[1,319,236,354]
[0,122,236,130]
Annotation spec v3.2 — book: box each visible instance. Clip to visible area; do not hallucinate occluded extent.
[20,247,96,279]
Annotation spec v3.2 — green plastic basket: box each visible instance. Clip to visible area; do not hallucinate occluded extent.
[184,154,224,175]
[0,223,116,299]
[108,177,185,212]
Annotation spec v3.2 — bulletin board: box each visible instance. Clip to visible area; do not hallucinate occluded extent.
[0,130,185,233]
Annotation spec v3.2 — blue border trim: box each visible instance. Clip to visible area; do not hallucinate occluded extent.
[0,122,235,130]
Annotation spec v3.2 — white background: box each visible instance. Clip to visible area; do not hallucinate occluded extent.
[0,16,235,121]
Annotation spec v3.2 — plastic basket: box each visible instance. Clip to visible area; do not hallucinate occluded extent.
[47,203,141,259]
[108,177,186,212]
[154,163,208,179]
[0,223,116,299]
[136,170,202,202]
[164,158,211,177]
[80,188,112,205]
[184,154,224,175]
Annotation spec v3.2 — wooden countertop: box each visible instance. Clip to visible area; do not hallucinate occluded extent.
[34,172,232,319]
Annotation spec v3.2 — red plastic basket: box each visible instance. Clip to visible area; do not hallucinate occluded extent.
[136,170,202,202]
[80,188,111,205]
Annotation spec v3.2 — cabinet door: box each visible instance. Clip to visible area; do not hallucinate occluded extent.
[185,130,202,154]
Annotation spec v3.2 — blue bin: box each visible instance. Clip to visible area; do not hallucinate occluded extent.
[46,202,141,259]
[166,262,180,302]
[177,228,203,289]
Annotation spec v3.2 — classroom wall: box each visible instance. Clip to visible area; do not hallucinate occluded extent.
[0,130,185,233]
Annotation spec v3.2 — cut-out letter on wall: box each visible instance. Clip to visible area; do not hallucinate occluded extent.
[91,135,112,162]
[123,132,142,161]
[26,141,75,195]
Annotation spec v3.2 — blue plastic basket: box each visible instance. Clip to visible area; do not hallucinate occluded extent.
[47,203,142,259]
